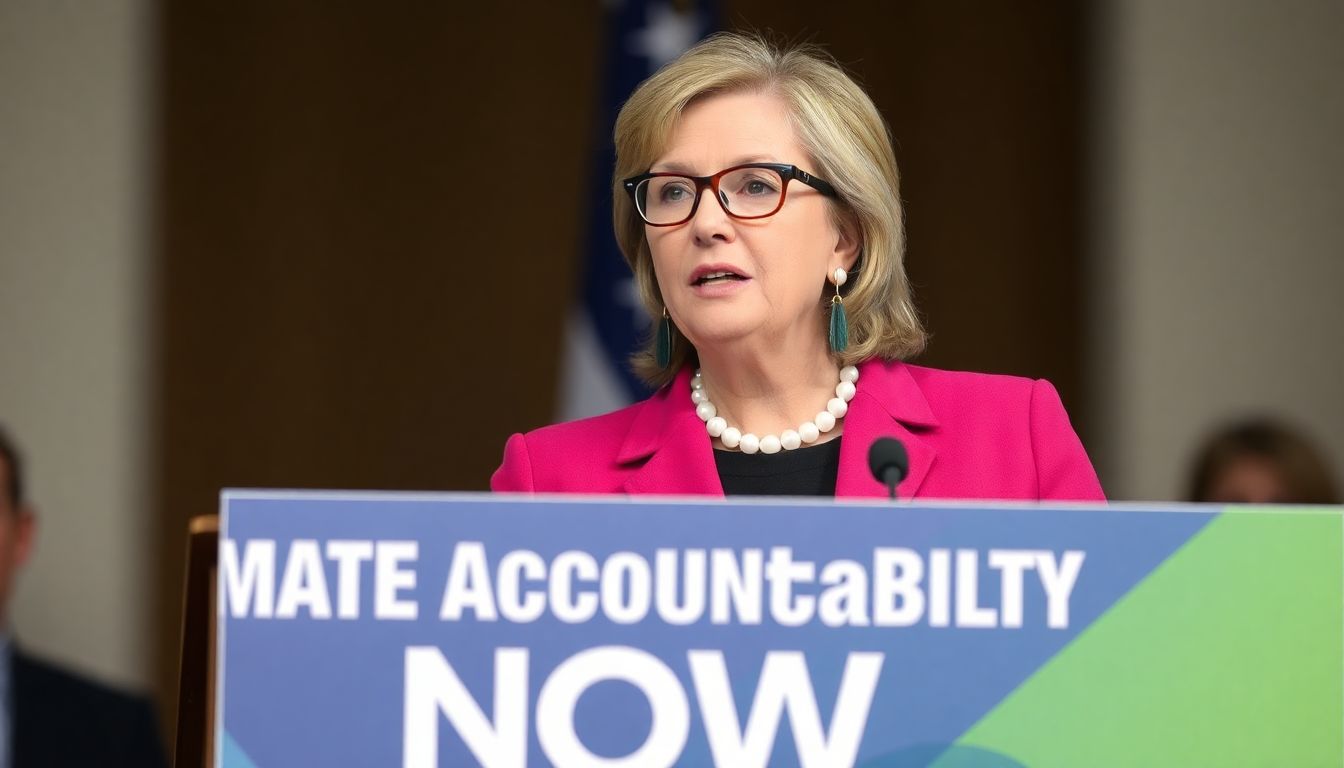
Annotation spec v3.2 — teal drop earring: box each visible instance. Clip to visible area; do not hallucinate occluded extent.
[656,307,673,368]
[829,268,849,353]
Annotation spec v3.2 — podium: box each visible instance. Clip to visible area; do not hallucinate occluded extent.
[201,492,1342,767]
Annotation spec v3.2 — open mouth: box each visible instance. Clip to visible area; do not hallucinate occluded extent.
[692,271,749,286]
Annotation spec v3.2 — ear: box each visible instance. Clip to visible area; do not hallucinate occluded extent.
[830,212,862,274]
[13,504,36,568]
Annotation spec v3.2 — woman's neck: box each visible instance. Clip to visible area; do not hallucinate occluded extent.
[694,334,842,444]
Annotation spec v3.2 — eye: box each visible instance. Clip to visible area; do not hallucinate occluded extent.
[659,182,693,203]
[739,175,779,196]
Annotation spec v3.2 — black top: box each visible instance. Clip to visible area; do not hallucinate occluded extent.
[10,646,168,768]
[715,437,843,496]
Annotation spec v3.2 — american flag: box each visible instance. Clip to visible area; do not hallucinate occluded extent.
[558,0,718,421]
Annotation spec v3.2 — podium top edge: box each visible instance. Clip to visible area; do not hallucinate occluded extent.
[216,489,1344,516]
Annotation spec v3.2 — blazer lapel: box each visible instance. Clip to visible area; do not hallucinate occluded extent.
[620,367,724,496]
[618,361,936,499]
[835,361,939,499]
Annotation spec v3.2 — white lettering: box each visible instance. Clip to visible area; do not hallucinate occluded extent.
[275,540,331,619]
[710,548,763,625]
[326,540,373,619]
[873,548,923,626]
[654,549,706,625]
[766,547,816,626]
[221,539,275,619]
[1038,550,1086,629]
[402,646,527,768]
[497,549,546,623]
[818,560,869,627]
[926,548,951,627]
[601,552,652,624]
[689,650,883,768]
[550,551,599,623]
[988,550,1038,629]
[536,646,689,768]
[376,541,418,620]
[441,542,498,621]
[955,549,997,628]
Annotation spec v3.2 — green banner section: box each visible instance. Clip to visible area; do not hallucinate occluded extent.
[943,508,1343,768]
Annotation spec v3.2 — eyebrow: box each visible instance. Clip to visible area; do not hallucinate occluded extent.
[649,156,778,174]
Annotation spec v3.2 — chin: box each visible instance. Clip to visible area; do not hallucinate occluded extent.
[674,295,771,347]
[681,320,761,352]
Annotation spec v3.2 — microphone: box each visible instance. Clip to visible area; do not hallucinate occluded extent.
[868,437,909,500]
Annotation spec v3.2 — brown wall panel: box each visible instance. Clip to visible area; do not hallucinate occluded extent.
[152,3,603,734]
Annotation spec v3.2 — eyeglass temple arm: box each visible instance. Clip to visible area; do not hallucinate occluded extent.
[790,167,838,198]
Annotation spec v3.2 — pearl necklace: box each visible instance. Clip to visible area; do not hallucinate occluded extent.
[691,365,859,454]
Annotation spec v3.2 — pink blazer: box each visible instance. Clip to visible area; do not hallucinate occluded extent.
[492,359,1105,501]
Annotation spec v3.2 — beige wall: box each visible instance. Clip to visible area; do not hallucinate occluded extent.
[0,0,152,688]
[1090,0,1344,501]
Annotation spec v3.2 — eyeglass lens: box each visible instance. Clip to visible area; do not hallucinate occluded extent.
[636,167,784,225]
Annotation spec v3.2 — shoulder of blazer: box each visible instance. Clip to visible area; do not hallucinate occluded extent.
[516,367,692,461]
[898,361,1036,402]
[13,647,166,767]
[13,647,133,709]
[515,395,648,458]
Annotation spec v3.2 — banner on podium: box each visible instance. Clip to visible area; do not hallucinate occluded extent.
[216,492,1342,767]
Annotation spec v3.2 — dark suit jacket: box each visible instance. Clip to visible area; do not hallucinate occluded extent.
[11,647,167,768]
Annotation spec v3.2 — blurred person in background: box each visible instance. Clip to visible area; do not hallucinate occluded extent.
[492,33,1103,500]
[1186,418,1341,505]
[0,424,166,768]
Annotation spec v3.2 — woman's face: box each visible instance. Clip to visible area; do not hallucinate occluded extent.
[645,90,856,357]
[1207,456,1289,504]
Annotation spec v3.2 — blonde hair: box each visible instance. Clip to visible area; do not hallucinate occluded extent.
[614,32,927,386]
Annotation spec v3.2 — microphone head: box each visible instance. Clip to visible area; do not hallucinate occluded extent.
[868,437,910,484]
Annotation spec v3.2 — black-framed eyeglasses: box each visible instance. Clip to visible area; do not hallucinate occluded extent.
[622,163,838,227]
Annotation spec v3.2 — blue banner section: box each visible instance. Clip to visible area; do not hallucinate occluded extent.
[218,493,1212,767]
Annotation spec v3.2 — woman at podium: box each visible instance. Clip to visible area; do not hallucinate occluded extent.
[493,33,1103,501]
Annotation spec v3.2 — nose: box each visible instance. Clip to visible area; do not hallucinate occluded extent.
[689,184,735,246]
